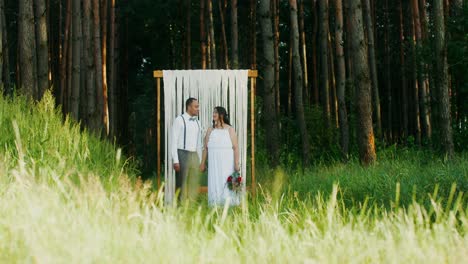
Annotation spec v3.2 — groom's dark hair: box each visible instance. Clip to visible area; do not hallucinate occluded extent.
[185,98,198,110]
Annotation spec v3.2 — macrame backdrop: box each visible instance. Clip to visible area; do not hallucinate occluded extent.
[163,70,249,204]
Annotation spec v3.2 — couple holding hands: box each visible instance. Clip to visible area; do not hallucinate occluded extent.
[171,98,241,206]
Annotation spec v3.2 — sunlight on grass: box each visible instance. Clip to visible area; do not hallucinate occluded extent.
[1,168,466,263]
[0,93,466,262]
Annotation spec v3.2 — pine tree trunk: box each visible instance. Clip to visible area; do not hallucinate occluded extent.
[411,0,431,142]
[444,0,450,18]
[114,3,120,139]
[218,0,229,68]
[186,0,191,69]
[231,0,239,69]
[399,0,408,139]
[121,16,129,144]
[83,0,96,131]
[16,41,20,93]
[450,0,463,128]
[250,0,257,70]
[101,0,109,135]
[109,0,116,138]
[0,0,3,87]
[181,0,186,68]
[419,0,429,37]
[384,0,392,142]
[93,0,104,132]
[71,0,82,120]
[319,0,331,128]
[311,0,319,104]
[409,6,421,145]
[207,24,212,68]
[208,0,217,68]
[363,0,382,139]
[299,0,309,104]
[334,0,349,160]
[420,0,434,139]
[49,0,58,99]
[200,0,207,69]
[421,0,432,140]
[259,0,280,165]
[1,0,9,92]
[434,0,454,158]
[288,34,293,115]
[60,0,71,109]
[344,1,354,83]
[34,0,49,99]
[349,0,376,165]
[272,0,280,116]
[66,16,73,114]
[290,0,311,166]
[328,33,338,128]
[18,0,38,98]
[80,34,87,124]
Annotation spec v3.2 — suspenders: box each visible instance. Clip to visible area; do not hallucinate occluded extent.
[180,115,200,150]
[181,115,187,149]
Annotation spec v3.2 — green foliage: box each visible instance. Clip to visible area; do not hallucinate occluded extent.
[255,95,467,210]
[256,104,352,170]
[448,5,468,152]
[256,147,468,210]
[0,93,466,262]
[0,91,138,188]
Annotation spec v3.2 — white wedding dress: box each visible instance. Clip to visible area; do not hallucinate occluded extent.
[207,128,240,206]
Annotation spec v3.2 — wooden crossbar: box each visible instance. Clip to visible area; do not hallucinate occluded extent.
[153,70,258,78]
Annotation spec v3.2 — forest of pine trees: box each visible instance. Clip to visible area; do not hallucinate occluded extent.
[0,0,467,173]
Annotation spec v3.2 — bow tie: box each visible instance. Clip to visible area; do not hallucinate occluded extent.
[189,117,197,121]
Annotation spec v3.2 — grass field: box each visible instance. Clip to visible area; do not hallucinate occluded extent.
[0,93,466,263]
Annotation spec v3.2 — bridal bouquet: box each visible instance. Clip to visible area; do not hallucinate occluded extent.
[226,171,243,193]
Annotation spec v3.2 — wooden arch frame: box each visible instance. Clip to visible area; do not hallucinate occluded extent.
[153,70,258,196]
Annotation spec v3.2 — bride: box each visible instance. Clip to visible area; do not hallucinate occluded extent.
[200,107,241,206]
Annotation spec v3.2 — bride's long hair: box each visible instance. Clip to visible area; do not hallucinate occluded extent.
[213,106,231,128]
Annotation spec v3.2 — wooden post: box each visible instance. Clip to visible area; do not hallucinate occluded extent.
[250,76,256,198]
[157,77,161,189]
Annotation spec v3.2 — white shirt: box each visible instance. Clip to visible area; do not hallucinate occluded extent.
[171,113,202,163]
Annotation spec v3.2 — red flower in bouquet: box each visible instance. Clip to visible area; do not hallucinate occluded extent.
[226,171,243,193]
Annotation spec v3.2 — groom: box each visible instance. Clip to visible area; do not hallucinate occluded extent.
[172,98,202,202]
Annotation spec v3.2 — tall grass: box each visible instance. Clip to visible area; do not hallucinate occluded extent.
[1,169,466,263]
[272,148,468,209]
[0,93,467,262]
[0,92,137,188]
